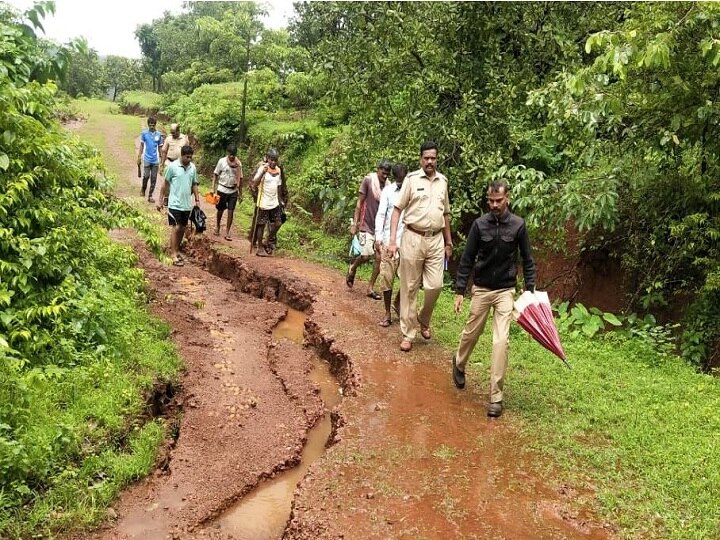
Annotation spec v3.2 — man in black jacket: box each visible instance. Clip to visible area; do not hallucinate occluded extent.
[452,180,536,418]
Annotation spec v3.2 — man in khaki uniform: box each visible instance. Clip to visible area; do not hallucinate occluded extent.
[388,141,453,352]
[160,123,189,171]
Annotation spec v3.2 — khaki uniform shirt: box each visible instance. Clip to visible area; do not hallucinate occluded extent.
[394,168,450,232]
[163,133,189,162]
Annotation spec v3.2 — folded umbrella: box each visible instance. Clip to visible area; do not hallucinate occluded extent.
[513,290,570,369]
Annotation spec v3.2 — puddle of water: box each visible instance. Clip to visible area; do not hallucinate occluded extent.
[271,308,307,343]
[215,309,340,539]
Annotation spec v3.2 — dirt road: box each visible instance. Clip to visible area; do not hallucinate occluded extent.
[77,112,615,540]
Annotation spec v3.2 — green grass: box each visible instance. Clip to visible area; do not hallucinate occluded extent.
[118,90,162,111]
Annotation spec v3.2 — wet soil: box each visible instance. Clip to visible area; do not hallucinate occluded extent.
[75,116,616,539]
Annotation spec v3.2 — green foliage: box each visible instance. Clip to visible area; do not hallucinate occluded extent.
[0,9,180,536]
[59,37,105,98]
[104,55,144,102]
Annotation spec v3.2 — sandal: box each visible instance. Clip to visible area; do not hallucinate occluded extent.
[224,235,232,241]
[213,229,220,236]
[400,339,412,352]
[378,318,392,328]
[172,258,184,267]
[346,268,356,288]
[420,325,431,340]
[366,291,381,300]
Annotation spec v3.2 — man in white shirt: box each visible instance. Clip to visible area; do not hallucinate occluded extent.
[374,163,406,327]
[160,123,189,170]
[250,148,287,256]
[212,143,243,241]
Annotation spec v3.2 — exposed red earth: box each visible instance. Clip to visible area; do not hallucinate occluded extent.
[73,118,616,540]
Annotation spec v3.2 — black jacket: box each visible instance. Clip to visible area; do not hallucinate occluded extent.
[455,210,536,294]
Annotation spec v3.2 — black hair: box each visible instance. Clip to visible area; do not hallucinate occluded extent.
[488,180,509,194]
[181,145,193,156]
[147,117,156,125]
[420,140,438,155]
[392,162,408,179]
[227,143,237,155]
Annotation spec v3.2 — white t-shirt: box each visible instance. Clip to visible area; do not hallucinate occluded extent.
[257,169,282,210]
[214,156,241,194]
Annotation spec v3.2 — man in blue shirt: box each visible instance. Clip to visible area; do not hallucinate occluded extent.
[137,117,163,203]
[156,145,200,266]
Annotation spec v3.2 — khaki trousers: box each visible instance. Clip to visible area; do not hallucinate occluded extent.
[398,231,444,341]
[455,286,514,403]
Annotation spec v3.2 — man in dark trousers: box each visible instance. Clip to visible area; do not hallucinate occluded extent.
[452,180,536,418]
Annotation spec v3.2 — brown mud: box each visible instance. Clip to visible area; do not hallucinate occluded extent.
[76,116,616,539]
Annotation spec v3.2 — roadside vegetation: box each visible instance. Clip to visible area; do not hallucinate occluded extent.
[2,0,719,538]
[0,5,181,538]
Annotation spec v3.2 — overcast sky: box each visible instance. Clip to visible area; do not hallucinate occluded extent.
[3,0,295,58]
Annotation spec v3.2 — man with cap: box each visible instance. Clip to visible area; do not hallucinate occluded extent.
[346,159,391,300]
[160,123,190,172]
[250,148,287,256]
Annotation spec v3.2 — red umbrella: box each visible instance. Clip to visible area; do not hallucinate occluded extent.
[513,290,570,369]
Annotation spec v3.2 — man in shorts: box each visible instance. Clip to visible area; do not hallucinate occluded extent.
[156,145,200,266]
[374,162,406,327]
[347,159,391,299]
[212,143,243,241]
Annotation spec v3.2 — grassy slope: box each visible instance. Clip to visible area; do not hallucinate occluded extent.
[76,99,720,540]
[0,99,182,539]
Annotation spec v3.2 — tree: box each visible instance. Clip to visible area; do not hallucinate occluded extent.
[104,55,143,101]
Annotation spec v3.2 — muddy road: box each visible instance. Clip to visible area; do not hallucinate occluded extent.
[77,115,615,540]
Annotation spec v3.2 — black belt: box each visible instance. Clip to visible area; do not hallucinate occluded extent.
[406,224,442,237]
[166,157,177,162]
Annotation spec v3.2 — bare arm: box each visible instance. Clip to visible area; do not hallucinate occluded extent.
[387,206,402,257]
[350,192,367,235]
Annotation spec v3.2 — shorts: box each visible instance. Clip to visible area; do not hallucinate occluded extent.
[379,247,400,291]
[168,208,191,227]
[216,190,239,212]
[356,231,376,257]
[257,205,283,225]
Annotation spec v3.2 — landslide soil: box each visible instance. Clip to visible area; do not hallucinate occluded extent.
[75,114,616,540]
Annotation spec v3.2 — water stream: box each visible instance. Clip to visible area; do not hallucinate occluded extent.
[215,308,341,539]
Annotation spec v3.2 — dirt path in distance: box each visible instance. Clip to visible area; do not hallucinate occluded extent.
[72,110,616,540]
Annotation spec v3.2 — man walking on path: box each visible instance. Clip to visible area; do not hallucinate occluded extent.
[374,162,406,327]
[250,148,287,257]
[452,180,536,418]
[156,145,200,266]
[212,143,243,241]
[160,123,189,172]
[137,117,163,203]
[388,141,453,352]
[347,160,391,300]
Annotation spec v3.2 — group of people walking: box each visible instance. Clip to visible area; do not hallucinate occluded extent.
[138,119,536,418]
[137,117,287,263]
[347,141,536,418]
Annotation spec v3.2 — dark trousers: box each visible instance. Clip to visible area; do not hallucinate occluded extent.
[142,163,159,196]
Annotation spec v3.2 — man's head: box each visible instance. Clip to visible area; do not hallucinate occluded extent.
[377,159,391,182]
[487,180,510,218]
[147,117,157,131]
[419,141,438,176]
[267,148,279,168]
[180,145,193,166]
[170,123,180,137]
[392,162,407,188]
[227,143,238,159]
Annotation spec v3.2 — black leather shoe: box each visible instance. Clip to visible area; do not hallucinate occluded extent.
[487,401,503,418]
[452,355,465,389]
